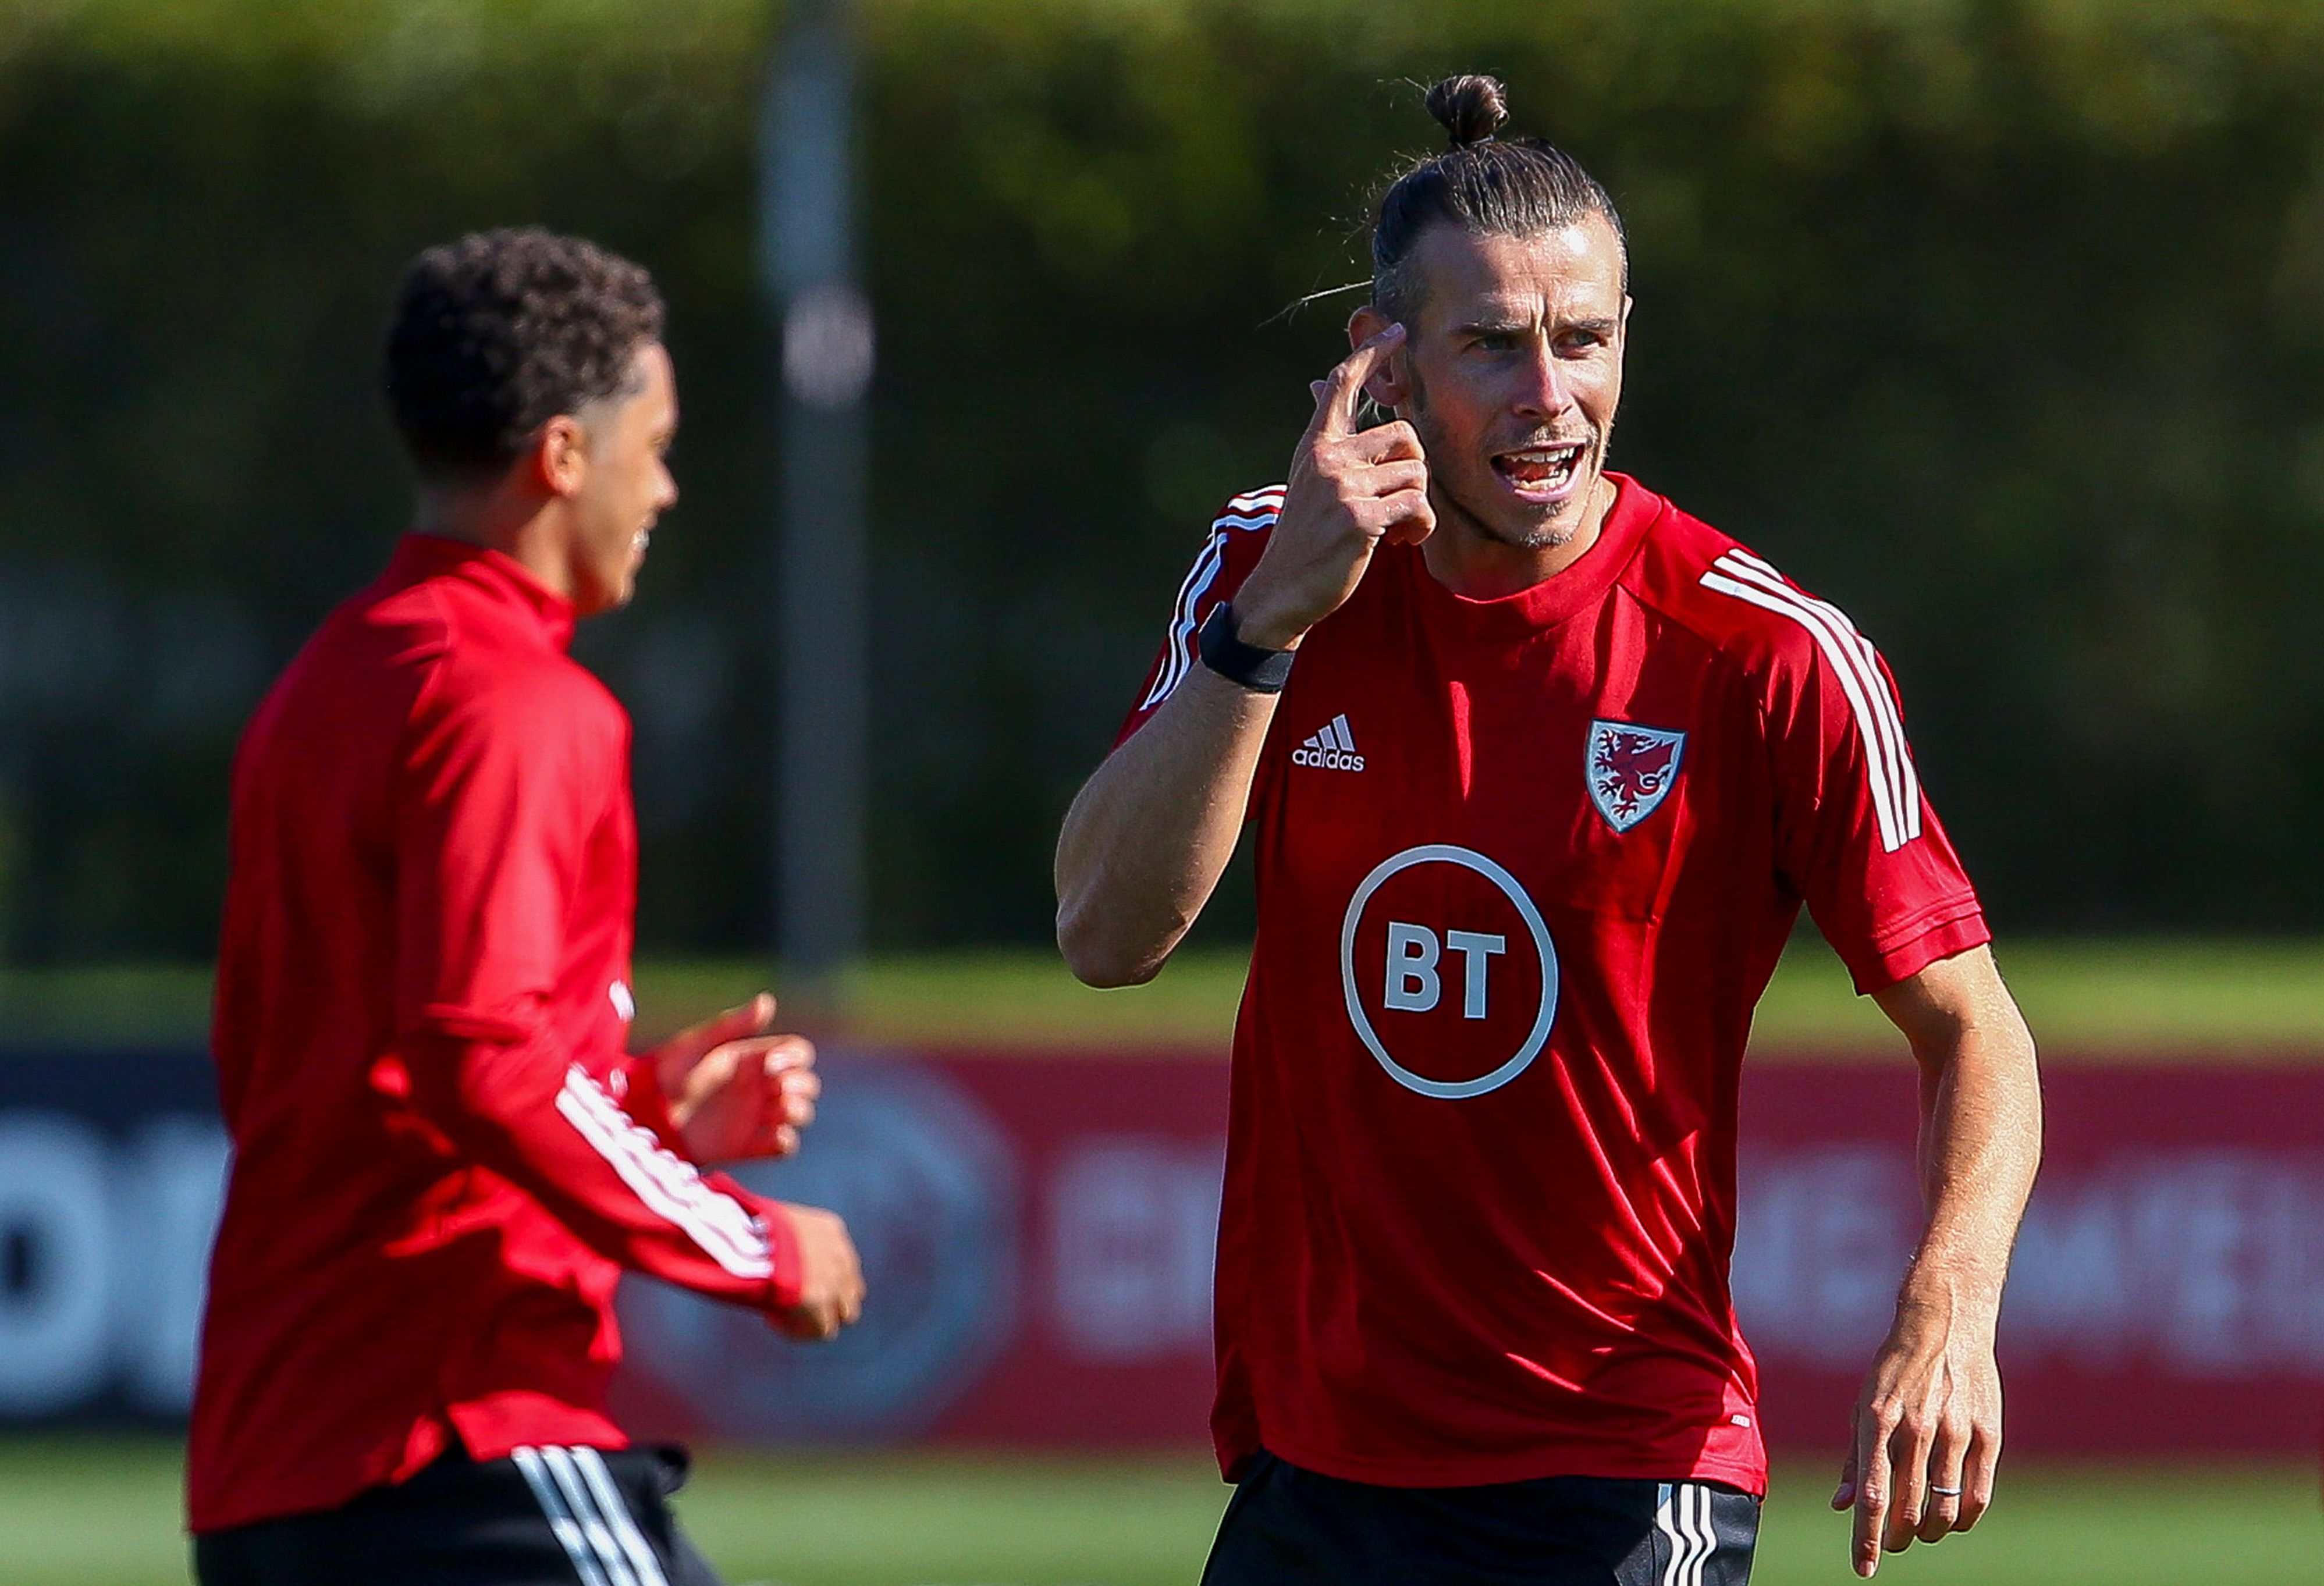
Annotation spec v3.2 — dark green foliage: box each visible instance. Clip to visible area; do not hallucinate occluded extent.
[2,0,2322,956]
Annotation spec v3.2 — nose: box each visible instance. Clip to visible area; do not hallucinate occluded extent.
[1512,342,1575,423]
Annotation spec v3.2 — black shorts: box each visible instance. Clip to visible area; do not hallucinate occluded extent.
[193,1445,722,1586]
[1201,1450,1758,1586]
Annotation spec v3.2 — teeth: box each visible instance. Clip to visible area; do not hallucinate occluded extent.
[1499,444,1582,490]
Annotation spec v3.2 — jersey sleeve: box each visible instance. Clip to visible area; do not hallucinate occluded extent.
[389,676,801,1311]
[1749,571,1991,995]
[1114,486,1285,746]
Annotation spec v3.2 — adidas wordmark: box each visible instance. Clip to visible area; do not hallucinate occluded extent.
[1292,714,1365,772]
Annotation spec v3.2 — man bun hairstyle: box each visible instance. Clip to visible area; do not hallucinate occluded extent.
[385,226,665,483]
[1426,73,1508,147]
[1373,74,1625,317]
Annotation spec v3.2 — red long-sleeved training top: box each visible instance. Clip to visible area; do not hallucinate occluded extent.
[188,535,801,1534]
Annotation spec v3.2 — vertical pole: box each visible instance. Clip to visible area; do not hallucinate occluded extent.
[761,0,872,982]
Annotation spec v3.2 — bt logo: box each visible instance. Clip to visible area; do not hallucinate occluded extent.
[1339,844,1559,1100]
[1383,923,1506,1018]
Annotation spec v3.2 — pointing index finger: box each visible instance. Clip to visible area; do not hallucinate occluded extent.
[1854,1421,1892,1577]
[1307,323,1405,442]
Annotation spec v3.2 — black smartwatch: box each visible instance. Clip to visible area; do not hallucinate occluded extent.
[1199,602,1295,694]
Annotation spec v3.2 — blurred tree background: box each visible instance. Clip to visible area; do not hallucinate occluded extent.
[1,0,2321,961]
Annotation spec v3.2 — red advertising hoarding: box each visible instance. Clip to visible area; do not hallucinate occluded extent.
[614,1051,2324,1460]
[1742,1062,2324,1457]
[0,1044,2314,1457]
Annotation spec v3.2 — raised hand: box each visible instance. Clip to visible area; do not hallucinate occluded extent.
[651,993,820,1165]
[1232,323,1435,650]
[769,1201,865,1342]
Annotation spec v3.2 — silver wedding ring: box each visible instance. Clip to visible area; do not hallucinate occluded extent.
[1928,1484,1963,1497]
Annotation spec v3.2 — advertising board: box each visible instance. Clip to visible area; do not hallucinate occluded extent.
[5,1048,2321,1459]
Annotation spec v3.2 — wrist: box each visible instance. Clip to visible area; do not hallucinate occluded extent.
[1199,603,1296,693]
[755,1197,806,1310]
[1231,601,1306,653]
[1894,1265,2002,1336]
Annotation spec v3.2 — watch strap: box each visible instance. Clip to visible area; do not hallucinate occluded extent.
[1198,602,1295,694]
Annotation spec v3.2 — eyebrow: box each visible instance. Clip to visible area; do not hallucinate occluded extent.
[1452,315,1621,338]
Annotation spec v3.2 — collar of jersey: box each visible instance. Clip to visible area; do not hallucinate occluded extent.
[388,534,579,652]
[1404,471,1662,636]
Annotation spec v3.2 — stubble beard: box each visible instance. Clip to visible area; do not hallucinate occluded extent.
[1405,378,1611,554]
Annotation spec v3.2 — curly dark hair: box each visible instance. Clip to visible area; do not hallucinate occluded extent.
[1371,75,1626,318]
[383,227,665,482]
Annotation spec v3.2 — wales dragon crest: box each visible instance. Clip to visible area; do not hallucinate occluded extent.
[1587,720,1687,833]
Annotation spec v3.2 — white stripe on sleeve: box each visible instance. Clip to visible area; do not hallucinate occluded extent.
[555,1066,772,1279]
[1700,552,1921,852]
[1141,533,1225,709]
[1138,492,1286,712]
[1725,549,1922,826]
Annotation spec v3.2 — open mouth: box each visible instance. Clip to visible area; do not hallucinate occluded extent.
[1491,442,1587,499]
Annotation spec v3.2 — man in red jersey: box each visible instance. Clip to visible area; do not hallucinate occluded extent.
[190,229,863,1586]
[1057,76,2040,1584]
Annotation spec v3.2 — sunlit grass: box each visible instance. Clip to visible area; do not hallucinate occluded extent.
[637,937,2324,1059]
[9,938,2324,1058]
[2,1439,2314,1586]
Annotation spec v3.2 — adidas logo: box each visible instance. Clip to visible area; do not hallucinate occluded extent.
[1292,713,1366,771]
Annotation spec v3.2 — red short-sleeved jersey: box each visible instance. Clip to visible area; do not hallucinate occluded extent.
[191,537,801,1533]
[1119,475,1988,1495]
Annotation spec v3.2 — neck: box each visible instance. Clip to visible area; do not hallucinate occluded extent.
[411,481,574,602]
[1420,474,1616,599]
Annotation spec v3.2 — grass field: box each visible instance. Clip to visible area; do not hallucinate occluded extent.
[11,936,2324,1055]
[0,1439,2313,1585]
[655,937,2324,1057]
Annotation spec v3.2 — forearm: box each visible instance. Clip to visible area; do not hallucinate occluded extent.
[1058,325,1429,986]
[404,1021,799,1306]
[1897,990,2041,1325]
[1054,668,1277,986]
[1837,950,2040,1568]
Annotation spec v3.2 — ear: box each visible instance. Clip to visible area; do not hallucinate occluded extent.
[1347,304,1413,410]
[530,415,591,499]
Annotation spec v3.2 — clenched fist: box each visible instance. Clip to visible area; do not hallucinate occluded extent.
[769,1201,864,1342]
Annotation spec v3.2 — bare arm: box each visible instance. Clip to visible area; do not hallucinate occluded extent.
[1836,943,2042,1577]
[1054,668,1280,986]
[1056,323,1433,986]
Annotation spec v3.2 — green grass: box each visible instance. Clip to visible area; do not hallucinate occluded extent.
[653,937,2324,1058]
[685,1453,2324,1585]
[1,1439,2314,1586]
[8,938,2324,1056]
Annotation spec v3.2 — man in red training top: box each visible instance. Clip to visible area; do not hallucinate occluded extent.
[190,227,863,1586]
[1057,76,2041,1584]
